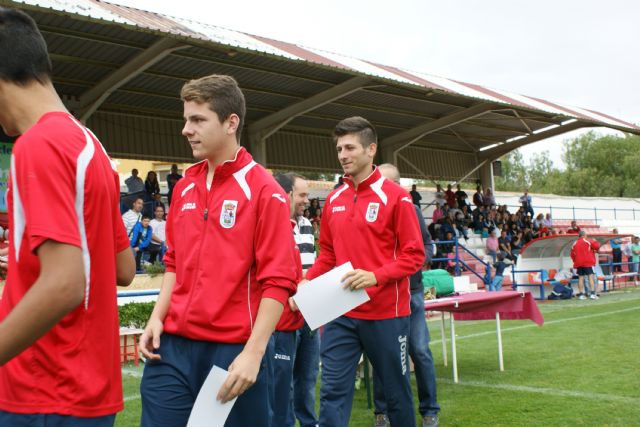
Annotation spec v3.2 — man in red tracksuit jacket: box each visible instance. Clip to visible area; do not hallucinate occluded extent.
[305,116,425,427]
[270,172,305,427]
[570,230,600,300]
[138,75,296,427]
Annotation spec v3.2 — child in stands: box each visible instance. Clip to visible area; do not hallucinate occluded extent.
[490,253,507,291]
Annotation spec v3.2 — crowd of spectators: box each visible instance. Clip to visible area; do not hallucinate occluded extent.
[424,185,574,269]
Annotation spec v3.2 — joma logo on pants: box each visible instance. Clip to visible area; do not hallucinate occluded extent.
[398,335,408,375]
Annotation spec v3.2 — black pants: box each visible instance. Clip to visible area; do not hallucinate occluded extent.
[148,244,162,264]
[612,248,622,272]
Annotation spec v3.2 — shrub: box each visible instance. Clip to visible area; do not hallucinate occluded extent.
[119,302,154,328]
[143,261,165,278]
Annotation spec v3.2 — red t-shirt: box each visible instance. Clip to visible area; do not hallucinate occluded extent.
[0,112,130,417]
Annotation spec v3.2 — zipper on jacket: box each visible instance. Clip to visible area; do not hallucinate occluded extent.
[181,174,214,331]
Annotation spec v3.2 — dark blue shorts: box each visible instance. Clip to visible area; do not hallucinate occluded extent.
[577,266,594,276]
[140,333,271,427]
[0,411,115,427]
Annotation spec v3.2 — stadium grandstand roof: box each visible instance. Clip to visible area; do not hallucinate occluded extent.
[4,0,639,180]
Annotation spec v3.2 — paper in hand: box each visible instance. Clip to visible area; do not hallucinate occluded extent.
[293,262,370,330]
[187,365,238,427]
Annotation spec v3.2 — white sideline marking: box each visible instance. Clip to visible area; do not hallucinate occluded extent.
[124,394,141,402]
[429,306,640,344]
[437,378,640,404]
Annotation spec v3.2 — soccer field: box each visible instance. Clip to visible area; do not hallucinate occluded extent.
[116,288,640,426]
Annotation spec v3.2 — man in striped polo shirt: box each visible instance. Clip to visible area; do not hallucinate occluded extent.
[288,174,320,427]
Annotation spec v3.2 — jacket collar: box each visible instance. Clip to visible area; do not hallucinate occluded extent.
[343,166,380,192]
[184,147,253,180]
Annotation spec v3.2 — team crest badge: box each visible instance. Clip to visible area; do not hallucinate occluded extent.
[220,200,238,228]
[366,202,380,222]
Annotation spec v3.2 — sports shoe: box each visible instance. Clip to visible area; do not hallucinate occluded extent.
[374,414,390,427]
[589,293,599,300]
[578,294,587,300]
[423,415,440,427]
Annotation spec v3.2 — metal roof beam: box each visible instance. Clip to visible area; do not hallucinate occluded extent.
[247,76,371,139]
[77,38,187,122]
[380,103,496,163]
[478,121,588,161]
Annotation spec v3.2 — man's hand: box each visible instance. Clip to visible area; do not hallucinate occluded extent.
[341,269,377,291]
[288,297,299,312]
[138,316,164,360]
[217,349,263,403]
[0,246,7,272]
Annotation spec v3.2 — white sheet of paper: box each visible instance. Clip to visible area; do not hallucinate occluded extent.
[293,262,370,330]
[187,365,237,427]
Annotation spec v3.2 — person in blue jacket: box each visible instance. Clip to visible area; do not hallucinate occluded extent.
[130,215,153,271]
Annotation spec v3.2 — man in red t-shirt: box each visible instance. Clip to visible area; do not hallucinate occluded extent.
[0,8,135,426]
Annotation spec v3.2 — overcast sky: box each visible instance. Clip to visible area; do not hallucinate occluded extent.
[111,0,640,167]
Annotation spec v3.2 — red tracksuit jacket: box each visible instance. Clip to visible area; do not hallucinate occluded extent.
[275,219,304,332]
[571,237,600,268]
[306,167,425,320]
[163,147,296,343]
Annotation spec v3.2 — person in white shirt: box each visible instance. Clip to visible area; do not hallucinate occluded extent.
[122,197,143,236]
[148,205,166,264]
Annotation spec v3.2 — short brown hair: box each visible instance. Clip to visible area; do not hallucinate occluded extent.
[333,116,377,147]
[181,74,246,142]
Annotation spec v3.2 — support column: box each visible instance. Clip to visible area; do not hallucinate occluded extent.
[248,132,267,166]
[479,161,494,190]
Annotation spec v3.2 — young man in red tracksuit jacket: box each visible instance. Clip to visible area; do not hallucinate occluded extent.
[138,75,297,427]
[305,117,425,427]
[570,230,600,300]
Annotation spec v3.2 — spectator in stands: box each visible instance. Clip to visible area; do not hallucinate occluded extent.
[472,186,484,208]
[303,208,311,220]
[483,188,496,208]
[445,184,456,208]
[522,226,534,244]
[570,230,600,300]
[122,197,143,236]
[519,188,534,217]
[309,198,321,219]
[567,220,581,234]
[460,205,472,228]
[609,229,623,273]
[533,213,545,231]
[437,231,455,271]
[151,192,166,214]
[334,175,344,190]
[145,171,160,199]
[148,206,166,264]
[440,217,456,241]
[498,229,516,262]
[410,184,422,207]
[166,164,183,206]
[630,236,640,283]
[473,213,485,234]
[125,168,144,194]
[376,164,440,427]
[486,230,499,263]
[490,253,507,291]
[432,204,445,224]
[511,230,524,256]
[543,213,553,228]
[454,211,469,241]
[434,183,446,207]
[455,184,468,209]
[130,215,153,271]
